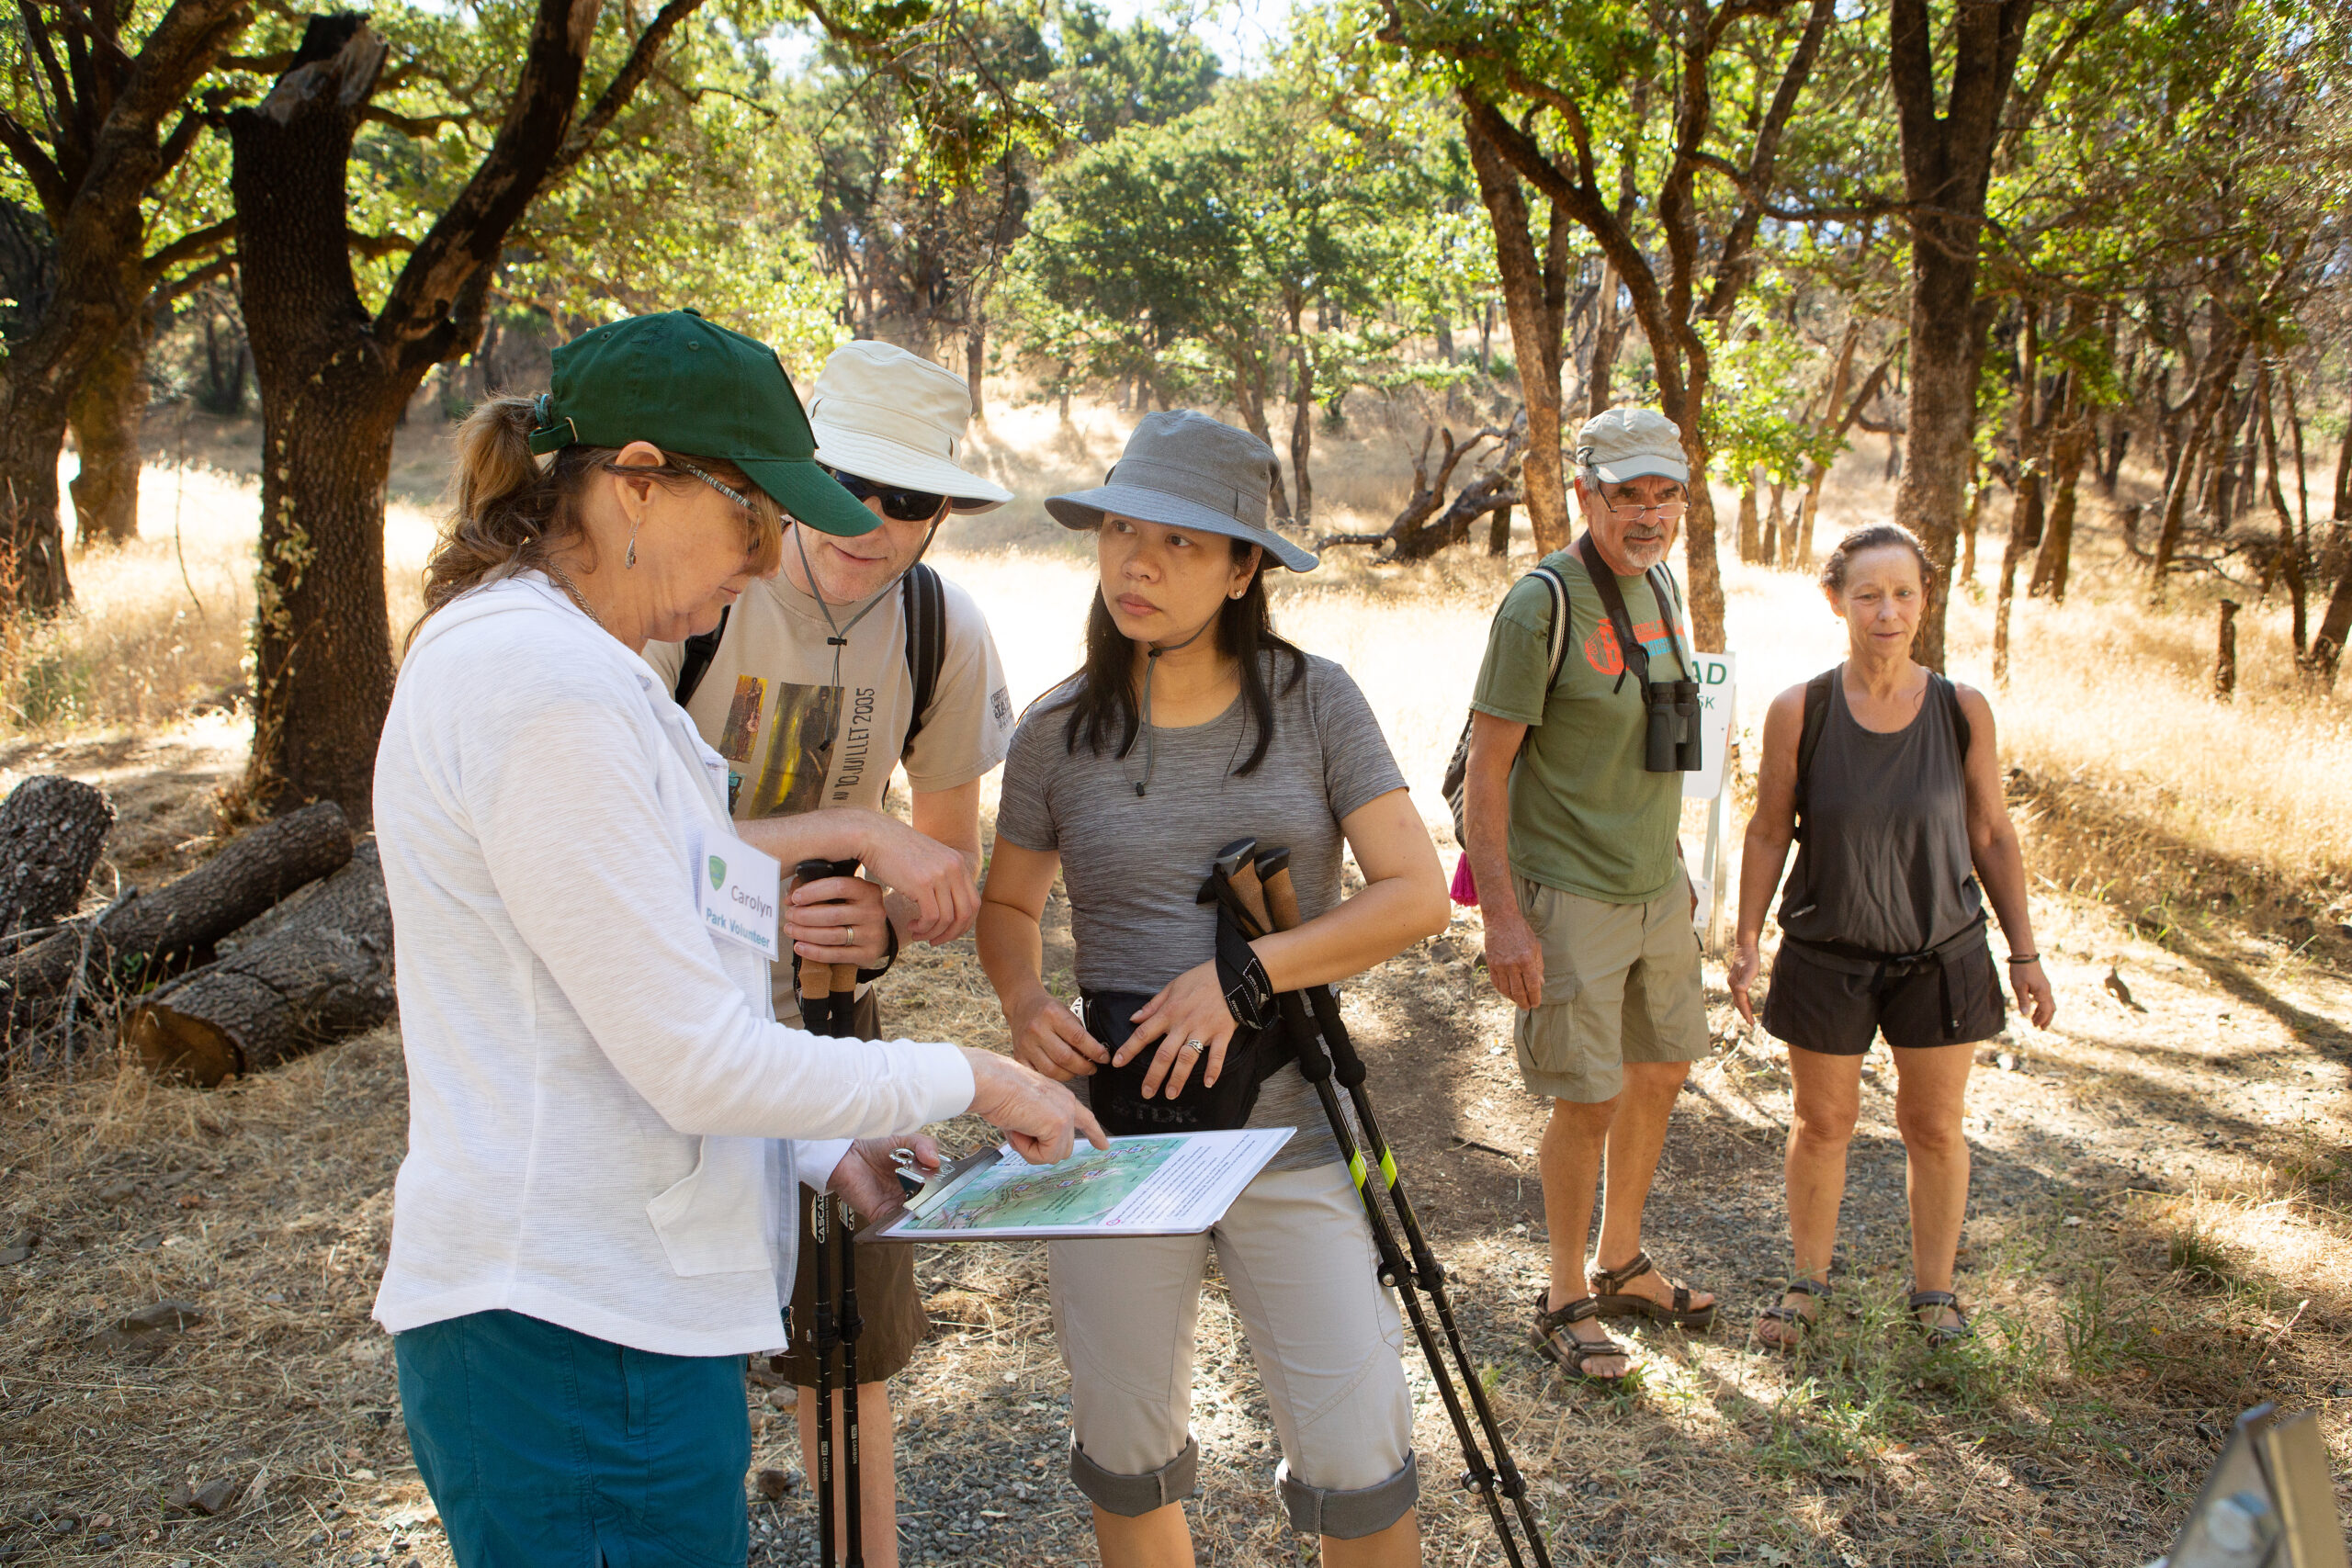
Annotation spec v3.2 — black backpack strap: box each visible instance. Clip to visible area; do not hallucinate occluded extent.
[1643,564,1694,679]
[673,604,730,706]
[1571,533,1650,694]
[1792,667,1838,840]
[899,561,947,754]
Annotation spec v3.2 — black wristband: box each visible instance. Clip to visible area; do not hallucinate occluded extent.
[856,915,901,985]
[2005,953,2039,964]
[1213,916,1274,1031]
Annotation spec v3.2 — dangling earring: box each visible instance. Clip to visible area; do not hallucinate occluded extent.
[625,517,641,570]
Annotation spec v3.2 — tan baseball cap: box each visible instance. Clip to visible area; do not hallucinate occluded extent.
[806,341,1013,513]
[1574,406,1690,485]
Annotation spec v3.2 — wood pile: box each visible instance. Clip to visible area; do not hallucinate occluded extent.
[0,776,395,1086]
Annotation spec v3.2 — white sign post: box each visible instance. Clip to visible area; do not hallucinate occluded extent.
[1681,653,1736,948]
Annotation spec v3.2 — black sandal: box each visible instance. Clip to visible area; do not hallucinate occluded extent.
[1530,1290,1632,1382]
[1756,1277,1831,1353]
[1589,1251,1717,1332]
[1906,1289,1973,1345]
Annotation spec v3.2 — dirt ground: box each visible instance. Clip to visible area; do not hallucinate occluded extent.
[0,717,2346,1568]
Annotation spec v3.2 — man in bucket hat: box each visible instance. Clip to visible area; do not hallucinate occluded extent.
[646,338,1017,1564]
[1459,405,1717,1386]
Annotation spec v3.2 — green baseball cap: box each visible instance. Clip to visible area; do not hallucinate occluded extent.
[526,310,878,538]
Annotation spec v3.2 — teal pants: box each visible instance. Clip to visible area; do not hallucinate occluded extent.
[394,1310,751,1568]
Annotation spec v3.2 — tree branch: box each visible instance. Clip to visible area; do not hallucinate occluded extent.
[142,214,236,279]
[360,104,469,138]
[345,226,415,258]
[0,109,71,218]
[551,0,705,178]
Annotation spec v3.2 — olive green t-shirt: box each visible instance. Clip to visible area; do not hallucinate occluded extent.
[1469,551,1690,903]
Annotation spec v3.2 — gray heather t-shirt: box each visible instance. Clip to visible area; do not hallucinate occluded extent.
[994,651,1408,1171]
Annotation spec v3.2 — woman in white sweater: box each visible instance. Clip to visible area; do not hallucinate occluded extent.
[372,310,1099,1568]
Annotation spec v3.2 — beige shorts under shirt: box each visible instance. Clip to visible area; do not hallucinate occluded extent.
[1512,871,1710,1102]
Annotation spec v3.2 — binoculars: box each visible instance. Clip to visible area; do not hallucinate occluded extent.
[1644,678,1702,773]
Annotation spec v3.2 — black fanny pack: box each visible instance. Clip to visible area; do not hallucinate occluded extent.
[1080,990,1294,1138]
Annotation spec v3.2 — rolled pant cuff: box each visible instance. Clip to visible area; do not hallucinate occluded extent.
[1069,1434,1198,1517]
[1276,1451,1419,1539]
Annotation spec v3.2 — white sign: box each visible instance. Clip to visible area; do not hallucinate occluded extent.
[1681,651,1737,801]
[695,829,782,959]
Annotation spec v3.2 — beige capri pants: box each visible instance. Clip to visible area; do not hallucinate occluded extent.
[1047,1161,1419,1539]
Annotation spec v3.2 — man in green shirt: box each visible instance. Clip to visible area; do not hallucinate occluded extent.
[1462,406,1716,1384]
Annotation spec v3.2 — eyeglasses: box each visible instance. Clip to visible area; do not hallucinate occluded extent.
[823,466,947,525]
[673,459,756,513]
[1593,493,1686,525]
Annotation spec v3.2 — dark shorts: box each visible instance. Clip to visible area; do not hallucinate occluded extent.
[1763,933,2005,1055]
[395,1310,749,1568]
[771,987,930,1389]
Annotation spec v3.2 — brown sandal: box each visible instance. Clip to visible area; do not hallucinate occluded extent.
[1530,1290,1632,1382]
[1589,1251,1717,1332]
[1755,1277,1831,1353]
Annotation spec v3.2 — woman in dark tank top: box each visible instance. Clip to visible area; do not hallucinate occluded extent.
[1726,524,2056,1348]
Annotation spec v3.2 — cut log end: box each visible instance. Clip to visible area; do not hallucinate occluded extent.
[127,1004,242,1088]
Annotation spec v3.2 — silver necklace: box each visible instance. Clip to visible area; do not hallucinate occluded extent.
[542,562,605,629]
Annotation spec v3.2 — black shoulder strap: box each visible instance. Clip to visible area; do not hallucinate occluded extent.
[1571,533,1649,694]
[673,605,730,706]
[1936,672,1973,760]
[1793,668,1837,837]
[899,561,947,753]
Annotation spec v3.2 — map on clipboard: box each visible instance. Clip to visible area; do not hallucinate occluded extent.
[871,1128,1293,1242]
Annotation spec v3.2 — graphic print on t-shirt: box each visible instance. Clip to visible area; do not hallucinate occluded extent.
[1581,617,1677,678]
[718,675,766,763]
[744,682,842,819]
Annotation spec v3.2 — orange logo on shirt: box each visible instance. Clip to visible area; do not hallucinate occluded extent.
[1582,618,1672,678]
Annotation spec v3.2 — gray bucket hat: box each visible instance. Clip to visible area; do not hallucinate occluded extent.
[1045,410,1317,571]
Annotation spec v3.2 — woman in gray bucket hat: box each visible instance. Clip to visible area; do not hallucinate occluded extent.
[978,411,1449,1565]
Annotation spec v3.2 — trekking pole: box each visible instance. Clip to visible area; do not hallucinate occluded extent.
[792,860,869,1568]
[1202,842,1544,1568]
[1256,844,1554,1567]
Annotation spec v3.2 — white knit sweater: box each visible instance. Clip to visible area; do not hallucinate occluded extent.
[371,575,975,1356]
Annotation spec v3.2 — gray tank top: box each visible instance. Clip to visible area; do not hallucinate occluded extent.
[1778,666,1983,956]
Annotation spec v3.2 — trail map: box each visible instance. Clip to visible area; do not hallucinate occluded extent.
[876,1129,1293,1241]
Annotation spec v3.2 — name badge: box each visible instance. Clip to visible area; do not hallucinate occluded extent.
[696,829,781,959]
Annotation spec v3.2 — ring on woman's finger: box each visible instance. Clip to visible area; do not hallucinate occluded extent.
[1182,1039,1206,1056]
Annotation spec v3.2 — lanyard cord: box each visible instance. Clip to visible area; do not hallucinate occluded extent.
[789,518,943,700]
[1133,612,1220,798]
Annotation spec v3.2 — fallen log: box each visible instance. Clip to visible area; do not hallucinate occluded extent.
[0,801,354,1039]
[129,841,391,1085]
[0,776,114,942]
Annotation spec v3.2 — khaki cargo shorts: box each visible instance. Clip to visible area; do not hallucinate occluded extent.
[1511,872,1709,1103]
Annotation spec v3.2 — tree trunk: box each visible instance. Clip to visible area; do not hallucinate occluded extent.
[965,312,986,419]
[232,23,406,820]
[2029,406,2088,603]
[2312,548,2352,685]
[1795,488,1821,570]
[68,313,156,547]
[1288,303,1315,527]
[1768,482,1790,570]
[0,378,77,609]
[1487,501,1512,557]
[1737,478,1760,563]
[1587,263,1621,419]
[1959,470,1985,585]
[0,801,352,1040]
[1462,106,1570,556]
[1991,479,2034,685]
[2213,600,2239,701]
[0,776,115,942]
[128,840,392,1086]
[2256,363,2304,654]
[1887,0,2035,672]
[1228,355,1291,520]
[230,1,645,818]
[1436,314,1454,364]
[2151,331,2247,592]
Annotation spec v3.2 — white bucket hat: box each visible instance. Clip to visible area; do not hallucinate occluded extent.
[1575,406,1690,485]
[806,341,1013,513]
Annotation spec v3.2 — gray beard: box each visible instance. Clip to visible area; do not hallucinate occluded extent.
[1619,536,1671,570]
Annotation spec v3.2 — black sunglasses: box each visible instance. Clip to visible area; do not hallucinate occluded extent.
[822,466,947,524]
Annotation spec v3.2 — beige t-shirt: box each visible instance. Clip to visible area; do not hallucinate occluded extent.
[645,567,1013,1013]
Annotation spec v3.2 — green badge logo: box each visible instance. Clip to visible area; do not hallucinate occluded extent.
[708,855,727,890]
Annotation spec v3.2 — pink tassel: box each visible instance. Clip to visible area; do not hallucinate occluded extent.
[1449,853,1479,907]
